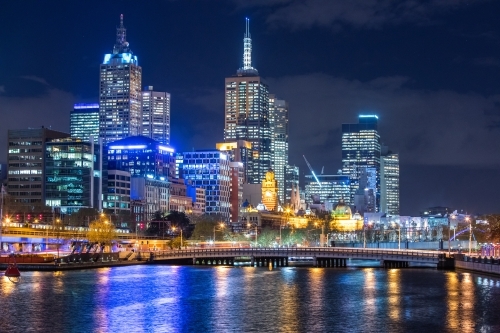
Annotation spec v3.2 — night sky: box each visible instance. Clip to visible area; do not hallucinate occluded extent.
[1,1,499,215]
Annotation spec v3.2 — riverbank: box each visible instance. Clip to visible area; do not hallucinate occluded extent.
[0,260,147,271]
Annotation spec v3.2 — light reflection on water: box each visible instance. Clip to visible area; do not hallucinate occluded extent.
[1,266,500,332]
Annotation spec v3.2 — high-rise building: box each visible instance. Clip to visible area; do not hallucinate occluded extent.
[180,150,232,221]
[142,86,171,145]
[45,138,107,214]
[216,140,252,183]
[285,164,299,208]
[269,94,289,205]
[107,136,175,179]
[380,147,400,215]
[305,174,351,211]
[224,19,271,184]
[70,103,99,141]
[7,128,69,205]
[99,14,142,143]
[342,115,381,210]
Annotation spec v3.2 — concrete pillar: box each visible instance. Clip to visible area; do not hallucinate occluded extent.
[285,257,289,266]
[251,256,255,267]
[313,256,317,267]
[193,257,196,265]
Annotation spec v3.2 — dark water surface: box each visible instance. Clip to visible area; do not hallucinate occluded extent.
[1,265,500,332]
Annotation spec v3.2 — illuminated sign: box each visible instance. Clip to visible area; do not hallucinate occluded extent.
[108,145,147,150]
[159,145,175,153]
[359,115,379,119]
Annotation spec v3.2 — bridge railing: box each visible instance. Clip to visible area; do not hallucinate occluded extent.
[150,247,442,261]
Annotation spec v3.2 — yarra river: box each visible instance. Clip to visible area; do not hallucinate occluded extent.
[1,264,500,332]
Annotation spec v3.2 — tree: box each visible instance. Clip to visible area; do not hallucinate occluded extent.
[87,218,117,252]
[482,214,500,242]
[67,208,99,226]
[166,211,192,238]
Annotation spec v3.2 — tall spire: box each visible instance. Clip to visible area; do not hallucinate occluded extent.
[238,18,258,75]
[113,14,131,54]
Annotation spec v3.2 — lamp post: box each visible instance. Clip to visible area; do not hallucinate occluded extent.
[466,216,472,256]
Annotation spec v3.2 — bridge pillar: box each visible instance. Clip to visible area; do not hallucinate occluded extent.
[285,257,288,266]
[251,256,255,267]
[313,256,317,267]
[192,257,196,265]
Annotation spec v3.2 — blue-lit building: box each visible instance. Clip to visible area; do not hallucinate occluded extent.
[305,174,350,211]
[107,136,175,179]
[180,150,232,221]
[70,103,99,141]
[45,138,107,214]
[99,14,142,143]
[342,115,381,211]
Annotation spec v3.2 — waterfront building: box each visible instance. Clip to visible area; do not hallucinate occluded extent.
[104,170,131,215]
[330,199,363,231]
[380,147,400,215]
[168,177,192,213]
[269,95,289,205]
[229,162,244,222]
[216,140,253,183]
[186,183,206,215]
[285,165,299,207]
[130,177,170,221]
[7,128,69,204]
[353,167,377,215]
[142,86,171,145]
[70,103,99,141]
[45,138,106,214]
[180,150,231,221]
[304,174,350,211]
[99,14,142,143]
[107,136,175,179]
[342,115,381,210]
[224,19,271,184]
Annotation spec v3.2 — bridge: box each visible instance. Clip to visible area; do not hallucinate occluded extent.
[147,247,451,269]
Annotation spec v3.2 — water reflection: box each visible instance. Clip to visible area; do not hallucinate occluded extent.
[1,267,500,332]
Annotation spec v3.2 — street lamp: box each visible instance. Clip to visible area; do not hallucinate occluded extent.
[214,223,225,245]
[466,216,472,256]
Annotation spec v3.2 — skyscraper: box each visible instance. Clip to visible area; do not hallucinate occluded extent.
[224,19,271,184]
[142,86,171,145]
[342,115,381,211]
[380,147,400,215]
[269,94,289,205]
[99,14,142,143]
[70,103,99,141]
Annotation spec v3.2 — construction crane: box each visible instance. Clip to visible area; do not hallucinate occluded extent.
[303,155,321,187]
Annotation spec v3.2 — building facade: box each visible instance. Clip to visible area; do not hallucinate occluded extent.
[224,19,271,185]
[380,148,400,215]
[269,95,289,206]
[342,115,381,210]
[99,15,142,143]
[7,128,69,204]
[181,150,232,221]
[130,177,170,221]
[304,174,351,211]
[44,138,106,214]
[285,165,299,206]
[216,140,252,183]
[70,103,99,141]
[142,86,171,145]
[104,169,131,215]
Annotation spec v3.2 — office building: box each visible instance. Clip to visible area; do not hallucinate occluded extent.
[168,177,192,213]
[305,174,351,212]
[104,170,131,215]
[186,183,206,215]
[70,103,99,141]
[380,147,400,215]
[285,165,299,205]
[107,136,175,179]
[342,115,381,210]
[45,138,106,214]
[130,177,170,221]
[142,86,171,145]
[229,161,244,222]
[224,19,271,184]
[180,150,232,221]
[7,128,69,204]
[216,140,252,183]
[269,95,289,205]
[99,14,142,143]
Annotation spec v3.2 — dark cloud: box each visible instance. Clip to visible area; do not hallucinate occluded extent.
[232,0,488,30]
[473,57,500,67]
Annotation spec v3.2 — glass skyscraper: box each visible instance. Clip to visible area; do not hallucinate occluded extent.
[269,94,289,205]
[142,86,171,145]
[342,115,381,210]
[224,19,271,184]
[305,174,351,210]
[180,150,232,221]
[381,147,400,215]
[99,14,142,143]
[70,103,99,141]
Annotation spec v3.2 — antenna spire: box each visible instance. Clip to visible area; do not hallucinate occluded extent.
[113,14,130,54]
[238,18,258,75]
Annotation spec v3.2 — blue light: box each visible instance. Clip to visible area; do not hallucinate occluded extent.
[159,145,175,153]
[108,145,147,150]
[74,103,99,109]
[146,174,154,179]
[359,115,379,119]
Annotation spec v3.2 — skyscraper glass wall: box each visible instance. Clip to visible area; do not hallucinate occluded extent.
[305,174,350,210]
[142,86,171,145]
[381,151,400,215]
[269,94,289,205]
[70,103,99,141]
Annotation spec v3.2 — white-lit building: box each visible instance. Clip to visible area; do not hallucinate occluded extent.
[104,170,131,215]
[380,148,400,215]
[269,94,289,205]
[142,86,171,145]
[305,174,350,212]
[99,15,142,143]
[70,103,99,141]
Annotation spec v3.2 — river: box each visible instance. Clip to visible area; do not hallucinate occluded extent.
[1,265,499,332]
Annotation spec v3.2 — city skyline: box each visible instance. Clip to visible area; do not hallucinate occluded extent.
[0,1,499,214]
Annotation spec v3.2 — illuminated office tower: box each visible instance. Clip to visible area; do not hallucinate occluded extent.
[70,103,99,141]
[142,86,171,145]
[341,115,381,211]
[380,147,399,215]
[99,14,142,143]
[269,94,289,205]
[285,165,299,209]
[224,19,271,184]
